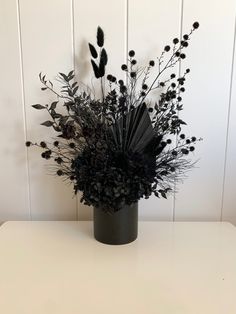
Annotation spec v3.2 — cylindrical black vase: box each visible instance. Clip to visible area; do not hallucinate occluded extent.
[93,203,138,245]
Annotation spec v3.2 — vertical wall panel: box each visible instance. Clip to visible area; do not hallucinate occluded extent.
[19,0,76,220]
[129,0,182,220]
[73,0,127,220]
[222,17,236,225]
[174,0,236,221]
[0,0,29,220]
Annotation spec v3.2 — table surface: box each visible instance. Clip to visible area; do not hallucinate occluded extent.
[0,221,236,314]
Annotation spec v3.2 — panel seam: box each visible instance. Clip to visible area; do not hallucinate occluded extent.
[220,15,236,221]
[16,0,32,220]
[173,0,184,222]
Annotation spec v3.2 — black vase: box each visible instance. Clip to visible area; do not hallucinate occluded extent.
[93,203,138,245]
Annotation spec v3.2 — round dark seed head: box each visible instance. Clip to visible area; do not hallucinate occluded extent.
[170,73,176,79]
[170,167,175,172]
[186,68,190,73]
[141,91,146,97]
[120,85,127,93]
[70,175,75,181]
[130,71,136,78]
[69,142,75,148]
[118,79,124,85]
[148,108,153,113]
[189,146,195,151]
[172,151,178,156]
[160,82,165,87]
[171,83,176,88]
[41,152,46,158]
[107,74,112,81]
[40,141,47,148]
[180,53,186,59]
[131,59,137,65]
[53,141,59,147]
[191,136,196,142]
[175,51,180,57]
[149,60,155,66]
[142,84,148,90]
[166,139,172,144]
[111,76,116,82]
[25,141,31,147]
[180,134,185,139]
[164,45,171,52]
[182,41,188,47]
[186,139,191,144]
[56,157,63,164]
[121,64,127,70]
[180,87,185,92]
[129,50,135,57]
[177,96,182,102]
[181,148,189,155]
[193,21,200,29]
[183,34,189,40]
[173,38,179,44]
[57,170,63,176]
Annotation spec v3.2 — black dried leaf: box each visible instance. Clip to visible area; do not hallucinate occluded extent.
[68,74,74,81]
[41,87,47,91]
[51,110,62,119]
[73,86,79,95]
[91,60,101,78]
[32,104,45,110]
[72,82,77,88]
[59,72,69,81]
[97,26,104,47]
[59,116,69,125]
[68,70,74,77]
[100,48,108,66]
[50,101,58,110]
[53,125,61,132]
[41,121,54,127]
[88,43,98,58]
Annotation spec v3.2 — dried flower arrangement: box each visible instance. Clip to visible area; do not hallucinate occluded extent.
[26,22,201,213]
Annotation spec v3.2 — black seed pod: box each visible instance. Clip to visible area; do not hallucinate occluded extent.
[183,34,189,40]
[193,22,200,29]
[173,38,179,44]
[25,141,31,147]
[57,170,63,176]
[130,72,136,78]
[40,141,47,148]
[69,142,75,148]
[164,45,170,52]
[97,26,104,47]
[149,60,155,66]
[129,50,135,57]
[121,64,127,70]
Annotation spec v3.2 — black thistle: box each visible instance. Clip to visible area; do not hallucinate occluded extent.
[27,23,201,213]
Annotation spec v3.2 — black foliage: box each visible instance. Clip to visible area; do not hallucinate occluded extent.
[27,23,201,213]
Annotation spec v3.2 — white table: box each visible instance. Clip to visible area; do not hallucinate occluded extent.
[0,221,236,314]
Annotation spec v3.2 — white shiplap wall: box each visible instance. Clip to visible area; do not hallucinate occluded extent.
[0,0,236,223]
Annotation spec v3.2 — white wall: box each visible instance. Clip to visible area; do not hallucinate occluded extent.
[0,0,236,223]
